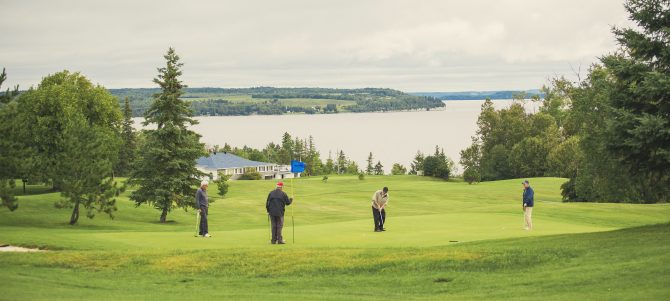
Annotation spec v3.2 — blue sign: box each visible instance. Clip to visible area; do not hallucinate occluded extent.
[291,160,306,173]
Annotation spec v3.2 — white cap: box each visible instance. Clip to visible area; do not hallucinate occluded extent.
[201,180,209,187]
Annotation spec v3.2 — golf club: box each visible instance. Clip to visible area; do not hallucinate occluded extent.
[291,178,295,244]
[379,209,384,230]
[268,214,272,243]
[194,209,200,237]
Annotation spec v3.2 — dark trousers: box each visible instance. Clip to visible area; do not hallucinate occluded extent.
[199,207,208,235]
[270,215,284,242]
[372,206,386,230]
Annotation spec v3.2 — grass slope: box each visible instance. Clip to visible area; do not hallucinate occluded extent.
[0,176,668,300]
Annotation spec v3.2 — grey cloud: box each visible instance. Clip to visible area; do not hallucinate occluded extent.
[1,0,629,91]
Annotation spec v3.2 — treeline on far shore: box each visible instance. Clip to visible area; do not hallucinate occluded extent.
[110,87,445,117]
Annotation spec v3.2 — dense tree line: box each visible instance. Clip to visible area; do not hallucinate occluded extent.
[212,133,370,177]
[460,0,669,203]
[212,134,422,177]
[345,95,444,112]
[413,90,544,100]
[190,99,321,115]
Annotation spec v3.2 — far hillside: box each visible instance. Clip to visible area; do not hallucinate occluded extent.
[110,87,445,117]
[411,89,544,100]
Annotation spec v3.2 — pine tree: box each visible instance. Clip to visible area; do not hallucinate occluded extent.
[599,0,670,201]
[128,48,205,223]
[279,132,293,164]
[336,150,347,174]
[366,152,374,175]
[325,151,335,174]
[114,97,137,176]
[0,68,20,211]
[213,173,230,198]
[306,136,322,175]
[374,161,384,175]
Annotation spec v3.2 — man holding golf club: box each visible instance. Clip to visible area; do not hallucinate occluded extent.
[522,180,534,231]
[371,187,389,232]
[266,182,293,244]
[196,180,211,238]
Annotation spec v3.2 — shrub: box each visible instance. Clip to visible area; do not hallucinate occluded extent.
[239,171,262,180]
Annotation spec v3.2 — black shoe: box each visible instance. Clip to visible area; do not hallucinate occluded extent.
[278,240,286,244]
[374,229,382,232]
[271,240,277,244]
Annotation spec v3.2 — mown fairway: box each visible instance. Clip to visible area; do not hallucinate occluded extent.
[1,176,668,300]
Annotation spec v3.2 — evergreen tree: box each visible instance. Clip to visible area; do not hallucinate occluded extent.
[374,161,384,175]
[306,136,323,176]
[213,173,230,198]
[409,151,424,175]
[599,0,670,201]
[279,132,293,164]
[114,97,137,176]
[293,136,305,161]
[0,68,19,105]
[366,152,374,175]
[128,48,206,222]
[0,68,20,211]
[336,150,347,174]
[324,151,335,174]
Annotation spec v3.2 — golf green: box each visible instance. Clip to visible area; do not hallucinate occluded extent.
[1,176,668,300]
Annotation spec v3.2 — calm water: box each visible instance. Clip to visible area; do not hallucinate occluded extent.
[134,100,540,173]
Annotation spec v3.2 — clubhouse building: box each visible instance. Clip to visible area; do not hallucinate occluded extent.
[196,152,299,180]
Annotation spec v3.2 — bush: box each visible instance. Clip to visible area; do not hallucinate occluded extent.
[391,163,407,175]
[239,171,262,180]
[358,172,365,180]
[463,168,481,185]
[213,173,230,197]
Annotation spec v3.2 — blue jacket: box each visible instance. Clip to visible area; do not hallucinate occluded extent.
[196,188,208,209]
[523,186,534,207]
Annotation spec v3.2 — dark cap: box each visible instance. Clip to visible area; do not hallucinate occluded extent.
[383,187,388,193]
[522,180,529,184]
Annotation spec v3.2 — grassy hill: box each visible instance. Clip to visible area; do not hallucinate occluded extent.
[0,176,668,300]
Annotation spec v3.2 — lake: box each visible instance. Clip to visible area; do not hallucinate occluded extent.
[134,99,540,173]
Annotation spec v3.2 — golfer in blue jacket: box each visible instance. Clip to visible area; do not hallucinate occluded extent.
[522,180,534,230]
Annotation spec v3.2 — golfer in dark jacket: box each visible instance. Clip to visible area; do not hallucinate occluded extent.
[196,180,210,237]
[266,182,293,244]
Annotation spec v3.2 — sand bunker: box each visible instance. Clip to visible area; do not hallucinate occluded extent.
[0,245,45,252]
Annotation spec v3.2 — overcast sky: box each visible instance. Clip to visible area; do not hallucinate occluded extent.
[1,0,630,92]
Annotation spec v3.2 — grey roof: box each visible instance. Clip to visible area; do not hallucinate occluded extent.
[196,152,276,170]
